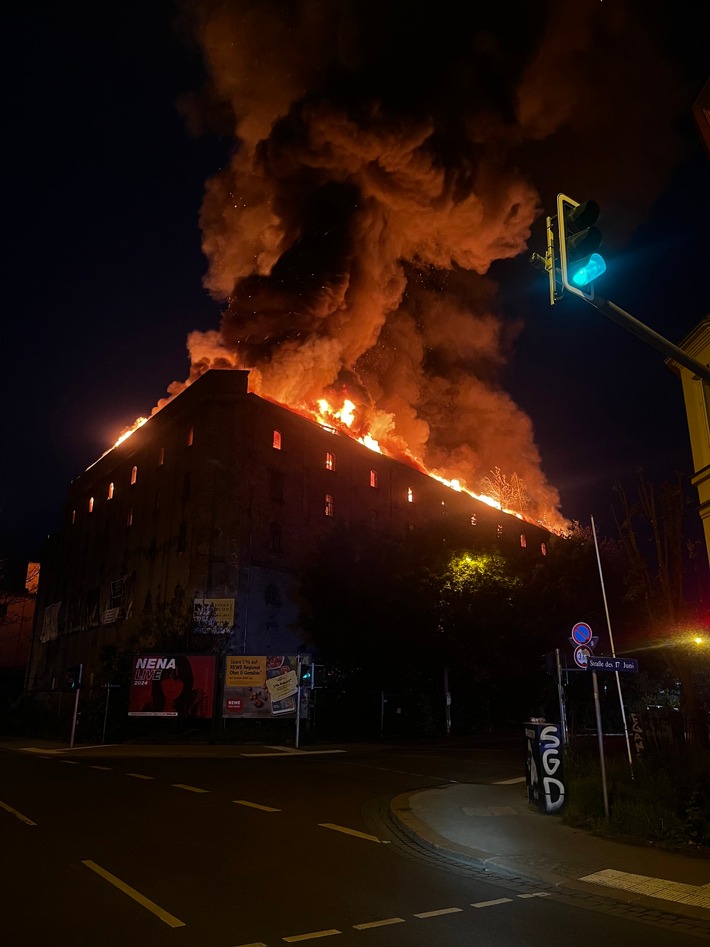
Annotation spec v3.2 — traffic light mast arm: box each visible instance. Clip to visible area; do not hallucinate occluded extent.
[584,294,710,383]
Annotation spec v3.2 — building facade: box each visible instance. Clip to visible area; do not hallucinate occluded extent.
[28,369,550,692]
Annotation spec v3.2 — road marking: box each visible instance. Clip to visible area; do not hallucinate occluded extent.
[82,860,185,927]
[472,898,513,908]
[353,918,405,929]
[518,892,549,899]
[172,783,209,793]
[414,907,463,918]
[283,929,341,942]
[233,799,281,812]
[20,747,62,754]
[580,869,710,908]
[0,800,37,826]
[494,776,526,785]
[233,942,268,946]
[89,765,112,771]
[127,773,155,780]
[318,823,382,843]
[60,760,80,765]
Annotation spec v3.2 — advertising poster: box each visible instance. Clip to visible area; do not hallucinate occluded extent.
[223,655,308,718]
[128,654,216,718]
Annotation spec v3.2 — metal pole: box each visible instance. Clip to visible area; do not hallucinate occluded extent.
[69,688,80,749]
[590,515,634,776]
[102,685,111,745]
[443,666,452,737]
[555,648,569,747]
[295,656,302,749]
[380,691,385,741]
[591,670,609,820]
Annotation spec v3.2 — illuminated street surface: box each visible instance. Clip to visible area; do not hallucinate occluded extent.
[0,743,705,946]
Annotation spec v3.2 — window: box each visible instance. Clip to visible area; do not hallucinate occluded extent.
[269,522,282,553]
[107,482,114,500]
[497,524,503,537]
[470,514,477,526]
[158,447,165,466]
[520,533,527,548]
[127,507,133,527]
[177,521,187,553]
[325,493,334,517]
[269,470,284,502]
[541,543,547,556]
[71,510,76,525]
[273,430,282,450]
[130,465,138,485]
[325,451,336,471]
[88,497,94,513]
[186,425,194,447]
[369,469,378,488]
[407,487,413,503]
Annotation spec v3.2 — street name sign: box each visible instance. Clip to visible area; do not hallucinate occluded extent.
[587,656,638,673]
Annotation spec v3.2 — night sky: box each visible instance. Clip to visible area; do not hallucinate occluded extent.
[3,0,709,572]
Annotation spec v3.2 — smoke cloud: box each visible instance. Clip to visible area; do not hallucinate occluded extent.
[156,0,691,529]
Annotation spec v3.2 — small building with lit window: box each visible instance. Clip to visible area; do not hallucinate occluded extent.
[28,369,549,691]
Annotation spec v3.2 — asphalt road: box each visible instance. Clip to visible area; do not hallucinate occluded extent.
[0,743,702,946]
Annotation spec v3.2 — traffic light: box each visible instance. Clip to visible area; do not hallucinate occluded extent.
[299,663,313,687]
[557,193,606,300]
[65,664,83,690]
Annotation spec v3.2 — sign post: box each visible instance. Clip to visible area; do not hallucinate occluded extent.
[570,624,609,820]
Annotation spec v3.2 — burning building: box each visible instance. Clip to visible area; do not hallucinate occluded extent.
[28,369,549,692]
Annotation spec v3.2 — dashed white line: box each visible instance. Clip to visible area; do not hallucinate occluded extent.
[318,823,382,843]
[89,765,112,771]
[472,898,513,908]
[233,799,281,812]
[353,918,405,929]
[0,800,37,826]
[283,929,341,942]
[172,783,209,793]
[518,892,549,899]
[60,760,80,765]
[127,773,155,780]
[413,907,463,918]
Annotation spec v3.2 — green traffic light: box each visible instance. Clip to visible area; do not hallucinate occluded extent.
[571,252,607,287]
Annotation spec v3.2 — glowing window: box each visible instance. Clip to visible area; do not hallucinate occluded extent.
[88,497,94,513]
[497,524,503,537]
[520,533,527,548]
[187,426,194,447]
[407,487,413,503]
[273,430,282,450]
[130,466,138,485]
[325,493,334,517]
[127,507,133,527]
[541,543,547,556]
[158,447,165,466]
[107,482,114,500]
[325,451,336,471]
[470,514,477,526]
[71,510,76,525]
[370,470,378,488]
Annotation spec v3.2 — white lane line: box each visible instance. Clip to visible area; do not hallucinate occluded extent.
[580,869,710,908]
[172,783,209,793]
[472,898,513,908]
[233,799,281,812]
[353,918,405,929]
[127,773,155,780]
[283,929,341,942]
[60,760,80,765]
[0,799,37,826]
[413,907,463,918]
[82,860,185,927]
[318,823,383,843]
[493,776,526,785]
[89,765,112,771]
[518,892,549,899]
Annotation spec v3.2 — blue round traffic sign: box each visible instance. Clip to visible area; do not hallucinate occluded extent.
[571,622,593,645]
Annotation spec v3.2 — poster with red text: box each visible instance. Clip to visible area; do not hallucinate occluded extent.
[128,654,215,718]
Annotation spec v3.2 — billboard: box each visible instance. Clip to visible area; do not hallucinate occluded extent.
[128,654,216,718]
[223,655,309,718]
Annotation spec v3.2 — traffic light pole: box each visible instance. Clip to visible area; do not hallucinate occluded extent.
[593,296,710,383]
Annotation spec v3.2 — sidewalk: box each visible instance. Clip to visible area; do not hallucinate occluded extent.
[389,779,710,922]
